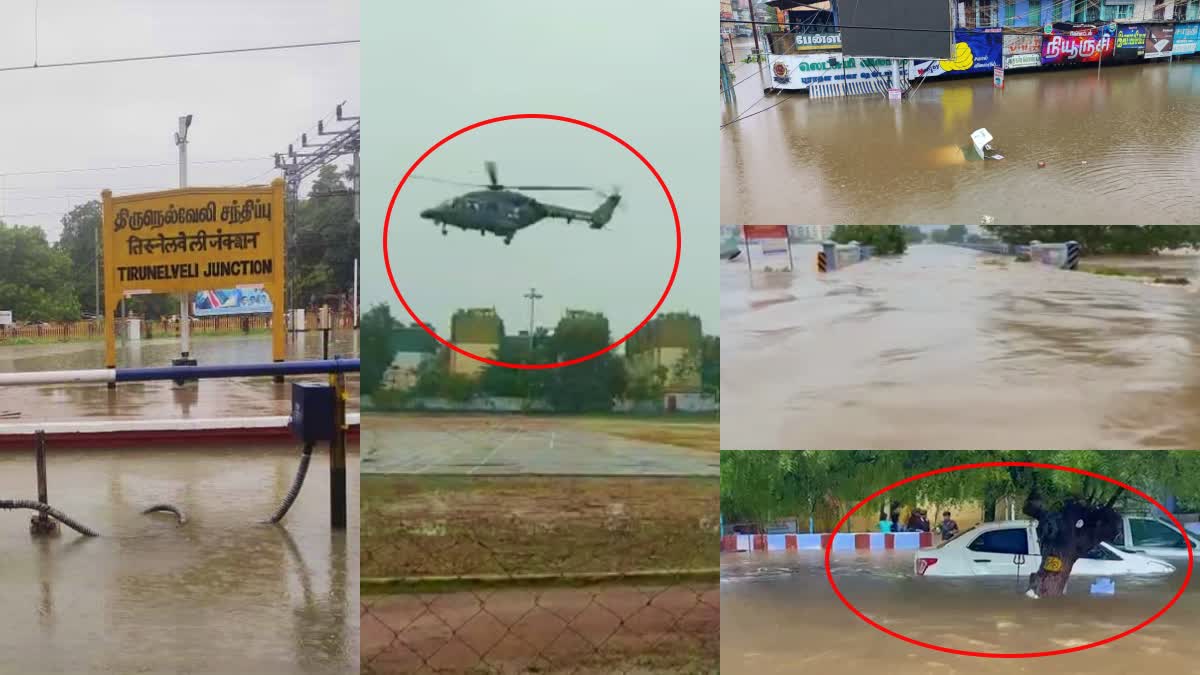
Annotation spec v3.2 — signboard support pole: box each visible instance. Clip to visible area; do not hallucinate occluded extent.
[742,225,752,273]
[786,233,794,271]
[329,370,347,530]
[173,115,197,373]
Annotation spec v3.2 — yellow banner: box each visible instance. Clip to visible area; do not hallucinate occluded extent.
[101,179,286,368]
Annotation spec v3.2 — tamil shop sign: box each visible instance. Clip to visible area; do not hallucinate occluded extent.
[770,54,896,90]
[911,29,1002,78]
[1114,26,1148,61]
[1002,34,1041,69]
[1173,23,1199,56]
[795,32,841,51]
[101,180,286,367]
[1146,24,1175,58]
[1041,27,1115,65]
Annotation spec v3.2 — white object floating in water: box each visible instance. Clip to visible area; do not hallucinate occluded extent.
[971,128,993,160]
[1090,577,1115,595]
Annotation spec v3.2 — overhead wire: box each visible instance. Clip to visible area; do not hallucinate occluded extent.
[0,38,359,73]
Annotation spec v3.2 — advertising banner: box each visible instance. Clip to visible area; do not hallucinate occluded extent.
[1002,33,1042,69]
[742,225,788,241]
[1173,23,1200,56]
[1041,26,1115,65]
[1146,24,1175,58]
[770,54,896,90]
[101,179,286,367]
[1114,25,1148,61]
[795,32,842,51]
[192,287,274,317]
[910,29,1002,79]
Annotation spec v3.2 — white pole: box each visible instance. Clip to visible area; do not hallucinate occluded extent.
[176,115,192,359]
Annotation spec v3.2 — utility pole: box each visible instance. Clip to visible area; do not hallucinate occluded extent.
[523,287,543,352]
[172,114,197,369]
[748,0,761,62]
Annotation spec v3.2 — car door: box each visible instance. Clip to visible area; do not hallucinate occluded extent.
[965,526,1033,576]
[1125,517,1193,561]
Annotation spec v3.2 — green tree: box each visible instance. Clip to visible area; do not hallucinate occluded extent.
[53,201,103,316]
[902,226,926,244]
[360,303,399,395]
[720,450,1200,597]
[830,225,907,255]
[0,222,81,321]
[981,225,1200,255]
[290,165,359,308]
[479,333,548,401]
[541,311,623,412]
[701,335,720,401]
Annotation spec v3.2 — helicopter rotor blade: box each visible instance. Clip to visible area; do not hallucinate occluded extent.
[485,161,499,188]
[411,175,489,188]
[508,185,595,191]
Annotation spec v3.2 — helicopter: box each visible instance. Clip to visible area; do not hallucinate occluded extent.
[417,161,621,244]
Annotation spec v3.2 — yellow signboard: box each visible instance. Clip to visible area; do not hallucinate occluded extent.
[101,179,286,369]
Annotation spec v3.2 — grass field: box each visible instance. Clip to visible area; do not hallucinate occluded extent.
[361,474,718,580]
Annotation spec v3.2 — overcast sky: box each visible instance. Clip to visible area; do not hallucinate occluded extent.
[0,0,359,242]
[361,0,717,340]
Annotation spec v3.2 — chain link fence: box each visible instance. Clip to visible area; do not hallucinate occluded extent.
[360,474,719,674]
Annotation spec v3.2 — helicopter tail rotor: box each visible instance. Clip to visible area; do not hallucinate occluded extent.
[589,191,621,229]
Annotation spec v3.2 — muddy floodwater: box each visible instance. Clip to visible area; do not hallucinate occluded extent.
[721,551,1194,674]
[0,446,358,673]
[0,331,360,421]
[721,244,1200,449]
[721,59,1200,224]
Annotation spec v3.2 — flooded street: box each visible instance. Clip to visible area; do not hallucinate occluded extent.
[0,331,360,421]
[721,551,1194,673]
[0,446,358,674]
[721,60,1200,224]
[722,244,1200,449]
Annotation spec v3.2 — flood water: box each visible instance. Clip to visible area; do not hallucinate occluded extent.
[721,58,1200,224]
[0,446,359,674]
[721,244,1200,449]
[0,331,360,421]
[721,550,1194,674]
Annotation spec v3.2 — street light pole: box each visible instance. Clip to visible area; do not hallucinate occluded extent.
[523,287,543,352]
[173,114,196,368]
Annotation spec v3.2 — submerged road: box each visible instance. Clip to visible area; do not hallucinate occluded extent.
[722,244,1200,449]
[361,413,718,476]
[0,332,360,423]
[722,59,1200,225]
[722,550,1195,673]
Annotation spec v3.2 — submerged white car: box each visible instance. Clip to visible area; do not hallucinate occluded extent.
[914,520,1176,578]
[1112,515,1198,563]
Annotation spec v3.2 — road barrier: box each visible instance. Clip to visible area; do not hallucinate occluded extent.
[818,240,871,272]
[1029,240,1081,270]
[721,531,934,552]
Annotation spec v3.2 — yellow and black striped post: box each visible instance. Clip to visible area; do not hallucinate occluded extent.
[817,251,828,273]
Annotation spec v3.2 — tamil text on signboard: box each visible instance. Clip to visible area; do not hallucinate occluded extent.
[101,179,286,367]
[1041,28,1114,65]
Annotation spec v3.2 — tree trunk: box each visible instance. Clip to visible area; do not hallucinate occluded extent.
[1022,492,1122,599]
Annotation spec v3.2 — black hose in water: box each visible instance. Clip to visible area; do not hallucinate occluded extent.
[264,442,315,524]
[0,499,99,537]
[142,504,188,525]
